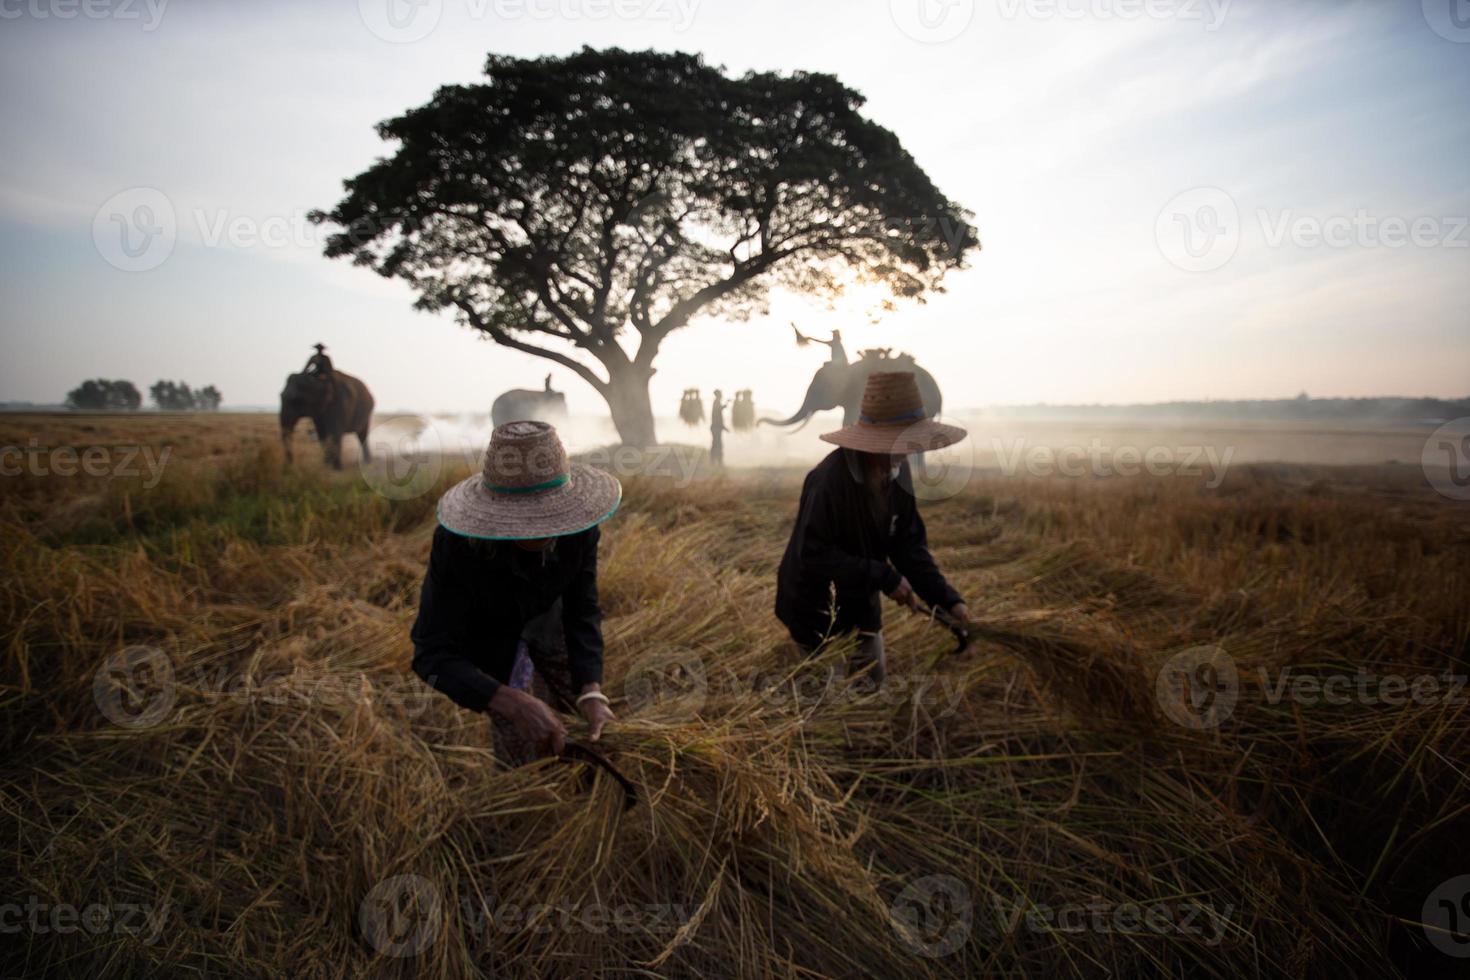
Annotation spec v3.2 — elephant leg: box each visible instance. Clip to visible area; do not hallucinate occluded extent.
[323,432,341,470]
[280,417,297,464]
[357,428,372,464]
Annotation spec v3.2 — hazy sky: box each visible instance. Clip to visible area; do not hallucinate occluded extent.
[2,0,1467,415]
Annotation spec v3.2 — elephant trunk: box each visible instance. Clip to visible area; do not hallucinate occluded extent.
[759,380,828,433]
[757,408,818,433]
[759,408,802,426]
[760,364,845,435]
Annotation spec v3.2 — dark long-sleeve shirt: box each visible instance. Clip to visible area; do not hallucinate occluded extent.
[410,524,605,713]
[775,448,962,646]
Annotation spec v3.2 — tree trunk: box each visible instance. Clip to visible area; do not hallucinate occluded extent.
[603,364,658,448]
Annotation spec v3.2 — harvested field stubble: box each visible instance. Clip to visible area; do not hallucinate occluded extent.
[1,414,1467,977]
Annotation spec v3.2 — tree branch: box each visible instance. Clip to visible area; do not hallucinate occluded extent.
[640,245,797,365]
[452,297,609,394]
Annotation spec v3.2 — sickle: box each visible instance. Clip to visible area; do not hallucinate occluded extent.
[521,649,639,810]
[912,602,971,654]
[557,740,638,811]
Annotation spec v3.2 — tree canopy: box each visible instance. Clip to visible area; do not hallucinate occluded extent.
[65,379,141,411]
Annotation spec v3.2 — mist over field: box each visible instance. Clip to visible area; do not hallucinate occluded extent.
[370,410,1449,473]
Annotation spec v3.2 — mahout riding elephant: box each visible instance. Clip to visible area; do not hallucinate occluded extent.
[280,370,374,470]
[491,374,568,427]
[760,347,942,432]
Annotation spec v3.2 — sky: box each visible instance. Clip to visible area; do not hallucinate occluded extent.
[1,0,1467,416]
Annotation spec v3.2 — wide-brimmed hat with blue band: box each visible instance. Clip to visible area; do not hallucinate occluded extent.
[819,371,967,455]
[437,421,621,540]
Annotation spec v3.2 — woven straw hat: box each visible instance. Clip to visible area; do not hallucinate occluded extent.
[819,371,967,454]
[436,421,621,540]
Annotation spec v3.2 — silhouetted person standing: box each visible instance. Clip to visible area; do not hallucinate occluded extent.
[710,389,727,468]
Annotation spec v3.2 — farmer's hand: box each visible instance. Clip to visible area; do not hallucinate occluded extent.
[949,602,971,627]
[577,685,616,742]
[488,686,566,757]
[887,576,920,611]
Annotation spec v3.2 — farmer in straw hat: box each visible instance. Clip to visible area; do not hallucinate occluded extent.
[775,371,970,688]
[411,421,622,766]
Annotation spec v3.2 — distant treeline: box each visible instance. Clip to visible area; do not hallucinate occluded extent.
[979,395,1470,423]
[64,379,223,412]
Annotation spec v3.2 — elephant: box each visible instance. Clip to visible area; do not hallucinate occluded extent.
[760,348,943,433]
[492,375,568,428]
[280,370,375,470]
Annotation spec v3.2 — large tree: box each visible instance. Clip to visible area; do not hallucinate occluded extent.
[312,48,978,446]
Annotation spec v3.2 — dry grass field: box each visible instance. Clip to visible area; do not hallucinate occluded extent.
[2,412,1467,978]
